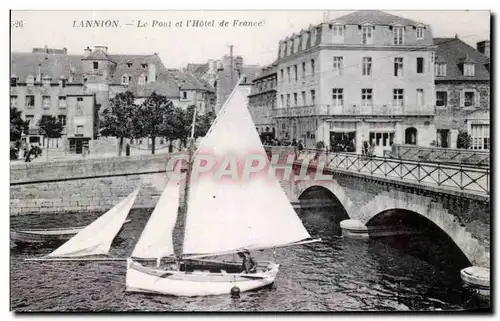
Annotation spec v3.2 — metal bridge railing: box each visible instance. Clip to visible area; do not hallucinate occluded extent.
[391,144,490,167]
[266,146,490,196]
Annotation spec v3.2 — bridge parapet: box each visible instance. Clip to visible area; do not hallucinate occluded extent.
[265,146,490,198]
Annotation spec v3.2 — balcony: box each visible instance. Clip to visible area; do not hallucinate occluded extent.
[273,104,435,118]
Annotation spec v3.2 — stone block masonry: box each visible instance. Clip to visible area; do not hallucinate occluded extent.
[10,153,184,216]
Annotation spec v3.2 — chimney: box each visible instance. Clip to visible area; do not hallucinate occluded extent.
[84,46,92,57]
[455,34,458,39]
[36,64,42,82]
[147,64,156,83]
[63,47,67,54]
[94,45,108,54]
[208,59,215,74]
[477,40,490,58]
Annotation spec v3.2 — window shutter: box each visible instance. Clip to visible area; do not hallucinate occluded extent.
[460,90,465,107]
[475,90,481,107]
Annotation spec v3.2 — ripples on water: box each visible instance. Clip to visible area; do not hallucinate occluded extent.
[10,207,488,312]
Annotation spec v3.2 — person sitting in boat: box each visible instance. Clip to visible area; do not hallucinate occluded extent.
[237,250,257,274]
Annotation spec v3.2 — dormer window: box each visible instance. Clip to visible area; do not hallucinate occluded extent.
[93,61,99,70]
[27,75,34,86]
[435,62,447,76]
[331,24,344,44]
[464,63,475,76]
[393,26,404,45]
[141,63,148,68]
[43,76,51,87]
[122,75,129,85]
[126,63,133,67]
[362,26,373,45]
[10,76,17,87]
[416,27,425,40]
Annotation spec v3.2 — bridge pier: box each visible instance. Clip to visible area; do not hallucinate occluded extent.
[340,219,369,239]
[460,266,490,296]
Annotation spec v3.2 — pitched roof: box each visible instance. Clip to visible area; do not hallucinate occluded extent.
[169,69,215,92]
[433,37,490,81]
[11,52,86,83]
[329,10,421,26]
[11,50,181,97]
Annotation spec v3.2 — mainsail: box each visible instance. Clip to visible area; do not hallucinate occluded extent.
[181,86,312,257]
[48,188,140,258]
[131,180,180,259]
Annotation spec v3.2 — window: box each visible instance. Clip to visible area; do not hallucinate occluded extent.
[417,57,424,74]
[361,89,373,106]
[332,25,344,43]
[393,27,404,45]
[333,56,343,76]
[10,95,17,107]
[287,67,290,82]
[25,115,34,127]
[301,91,306,105]
[93,62,99,70]
[42,96,51,109]
[139,75,146,85]
[416,27,424,39]
[362,57,372,76]
[76,125,84,136]
[83,77,88,83]
[362,26,373,45]
[471,124,490,150]
[10,77,17,87]
[294,65,298,81]
[416,89,424,107]
[280,69,284,81]
[370,132,394,147]
[310,90,316,105]
[182,91,188,99]
[332,88,344,107]
[57,115,66,126]
[464,63,475,76]
[26,95,35,108]
[121,75,129,85]
[431,52,435,63]
[302,62,306,78]
[435,63,447,76]
[286,94,291,107]
[126,63,133,67]
[311,59,315,76]
[58,96,67,108]
[463,91,475,107]
[394,57,403,77]
[280,94,284,108]
[436,91,447,107]
[393,89,404,107]
[27,75,34,86]
[141,63,148,68]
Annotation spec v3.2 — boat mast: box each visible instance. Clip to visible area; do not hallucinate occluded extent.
[178,106,197,257]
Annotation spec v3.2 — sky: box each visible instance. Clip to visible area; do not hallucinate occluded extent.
[10,10,490,69]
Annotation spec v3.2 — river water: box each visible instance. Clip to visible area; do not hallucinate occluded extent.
[10,207,489,312]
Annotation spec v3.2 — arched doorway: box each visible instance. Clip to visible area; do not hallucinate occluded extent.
[405,127,418,145]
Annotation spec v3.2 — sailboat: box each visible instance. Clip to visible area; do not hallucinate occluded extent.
[26,188,139,260]
[125,81,320,297]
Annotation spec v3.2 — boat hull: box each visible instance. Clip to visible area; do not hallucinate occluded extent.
[125,258,279,297]
[11,219,131,248]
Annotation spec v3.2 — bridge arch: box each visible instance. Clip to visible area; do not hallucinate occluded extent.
[358,191,489,267]
[295,179,355,219]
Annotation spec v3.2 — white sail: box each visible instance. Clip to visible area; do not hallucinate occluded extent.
[48,188,140,258]
[131,180,180,259]
[182,86,311,256]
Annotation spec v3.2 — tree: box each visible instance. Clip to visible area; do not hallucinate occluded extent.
[100,91,137,156]
[457,130,472,149]
[38,115,63,160]
[135,92,173,154]
[10,107,28,142]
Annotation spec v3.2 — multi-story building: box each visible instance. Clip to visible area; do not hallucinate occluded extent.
[433,37,490,150]
[11,45,214,154]
[248,64,277,137]
[275,10,437,155]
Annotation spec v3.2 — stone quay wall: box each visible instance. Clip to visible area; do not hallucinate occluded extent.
[10,153,183,216]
